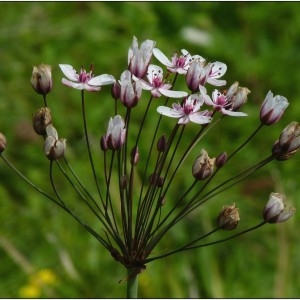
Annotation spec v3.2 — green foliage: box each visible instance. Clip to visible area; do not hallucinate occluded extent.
[0,2,299,298]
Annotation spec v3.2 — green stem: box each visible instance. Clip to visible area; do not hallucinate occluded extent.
[126,268,139,298]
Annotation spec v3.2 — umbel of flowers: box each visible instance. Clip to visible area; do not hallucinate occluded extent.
[0,36,299,298]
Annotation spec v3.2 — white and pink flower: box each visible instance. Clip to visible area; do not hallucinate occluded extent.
[59,64,115,92]
[157,94,211,125]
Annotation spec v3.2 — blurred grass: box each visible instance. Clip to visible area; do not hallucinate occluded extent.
[0,2,299,298]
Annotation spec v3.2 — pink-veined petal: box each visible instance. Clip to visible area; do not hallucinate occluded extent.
[59,64,78,81]
[89,74,115,86]
[178,115,190,124]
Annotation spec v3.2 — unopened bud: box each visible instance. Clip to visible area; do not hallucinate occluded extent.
[31,64,53,95]
[32,107,52,136]
[149,173,164,187]
[131,146,139,165]
[43,125,66,160]
[100,135,108,151]
[121,175,128,189]
[157,135,167,152]
[0,132,7,153]
[260,91,289,125]
[217,203,240,230]
[263,192,295,223]
[279,121,300,153]
[215,152,227,168]
[192,149,215,180]
[111,81,121,100]
[272,122,300,160]
[226,82,250,111]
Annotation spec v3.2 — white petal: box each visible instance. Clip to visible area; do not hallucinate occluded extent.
[89,74,115,86]
[207,78,227,87]
[189,113,211,124]
[159,89,188,98]
[59,64,78,81]
[153,48,172,67]
[46,124,58,139]
[43,136,56,155]
[147,64,163,83]
[210,62,227,78]
[157,106,182,118]
[222,109,247,117]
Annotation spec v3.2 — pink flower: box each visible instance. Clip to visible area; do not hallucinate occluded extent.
[153,48,205,75]
[135,64,188,98]
[128,36,156,78]
[59,64,115,92]
[200,86,247,117]
[260,90,289,125]
[263,192,295,223]
[157,94,212,125]
[103,115,126,150]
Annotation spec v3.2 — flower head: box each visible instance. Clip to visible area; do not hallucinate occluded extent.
[263,192,295,223]
[59,64,115,92]
[157,94,211,125]
[153,48,205,75]
[31,64,53,95]
[43,125,66,160]
[128,36,156,78]
[103,115,126,150]
[260,91,289,125]
[200,86,247,117]
[136,64,188,98]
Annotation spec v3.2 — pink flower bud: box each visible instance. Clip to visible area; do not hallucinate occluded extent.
[104,115,126,150]
[31,64,53,95]
[260,91,289,125]
[272,122,300,160]
[43,125,66,160]
[128,36,156,78]
[263,192,295,223]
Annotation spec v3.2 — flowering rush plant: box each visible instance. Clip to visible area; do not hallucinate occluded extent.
[1,36,299,298]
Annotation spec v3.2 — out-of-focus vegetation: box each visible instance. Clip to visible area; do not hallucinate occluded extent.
[0,2,299,298]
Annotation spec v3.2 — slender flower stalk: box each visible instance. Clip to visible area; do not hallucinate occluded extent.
[0,37,299,298]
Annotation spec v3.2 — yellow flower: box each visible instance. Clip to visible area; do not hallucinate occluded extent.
[19,284,41,298]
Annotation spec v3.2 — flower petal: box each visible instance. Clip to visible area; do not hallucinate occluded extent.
[59,64,78,81]
[153,48,172,67]
[159,89,188,98]
[222,109,247,117]
[157,106,183,118]
[89,74,115,86]
[189,113,211,124]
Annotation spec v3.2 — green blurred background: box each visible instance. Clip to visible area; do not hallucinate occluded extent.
[0,2,299,298]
